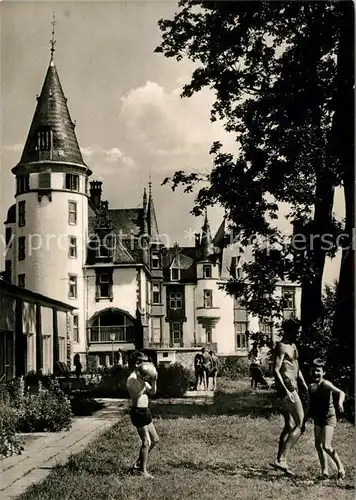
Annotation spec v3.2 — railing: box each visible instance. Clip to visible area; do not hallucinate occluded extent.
[88,325,135,343]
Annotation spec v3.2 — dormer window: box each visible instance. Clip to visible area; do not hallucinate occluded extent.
[151,250,160,269]
[203,265,212,279]
[65,174,79,191]
[16,175,30,194]
[36,127,53,151]
[171,267,180,281]
[39,171,51,189]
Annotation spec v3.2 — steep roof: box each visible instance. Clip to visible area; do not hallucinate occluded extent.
[163,246,200,282]
[5,204,16,224]
[13,59,87,172]
[147,197,160,241]
[200,211,215,260]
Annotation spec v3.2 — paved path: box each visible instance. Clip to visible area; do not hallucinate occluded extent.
[0,400,125,499]
[0,392,214,499]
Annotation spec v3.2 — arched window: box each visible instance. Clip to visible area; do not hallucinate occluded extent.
[89,309,135,343]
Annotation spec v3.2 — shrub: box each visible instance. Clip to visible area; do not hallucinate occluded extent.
[157,363,191,398]
[2,378,73,434]
[219,356,250,379]
[0,403,24,457]
[83,365,131,398]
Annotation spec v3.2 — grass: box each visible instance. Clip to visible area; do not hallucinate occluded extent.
[19,378,355,500]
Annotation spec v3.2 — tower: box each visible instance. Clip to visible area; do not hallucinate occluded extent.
[195,211,220,347]
[8,19,91,359]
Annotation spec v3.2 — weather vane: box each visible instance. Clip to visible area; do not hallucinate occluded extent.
[50,11,56,59]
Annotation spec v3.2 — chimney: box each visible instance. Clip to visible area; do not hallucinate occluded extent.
[90,181,102,209]
[195,233,201,247]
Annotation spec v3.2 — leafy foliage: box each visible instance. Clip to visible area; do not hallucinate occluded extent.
[0,403,24,458]
[0,377,73,449]
[157,363,191,398]
[156,1,353,333]
[218,356,250,379]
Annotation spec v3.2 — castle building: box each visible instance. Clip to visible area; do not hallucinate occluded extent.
[2,42,300,372]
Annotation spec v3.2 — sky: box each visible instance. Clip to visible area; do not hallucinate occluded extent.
[0,1,344,284]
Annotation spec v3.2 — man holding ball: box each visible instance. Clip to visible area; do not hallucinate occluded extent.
[126,357,159,478]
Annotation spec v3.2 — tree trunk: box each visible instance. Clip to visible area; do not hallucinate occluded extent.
[330,4,354,378]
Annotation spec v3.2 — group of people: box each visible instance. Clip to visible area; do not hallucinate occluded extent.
[126,322,347,481]
[193,347,219,391]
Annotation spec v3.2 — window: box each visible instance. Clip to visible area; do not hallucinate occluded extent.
[151,317,161,343]
[151,250,160,269]
[68,275,78,299]
[18,201,26,227]
[5,228,12,247]
[235,322,248,349]
[203,290,213,308]
[99,273,110,298]
[17,175,30,194]
[38,172,51,188]
[152,283,161,304]
[169,292,182,310]
[236,267,243,279]
[59,337,66,363]
[18,236,25,261]
[37,127,53,151]
[65,174,79,191]
[282,287,295,309]
[95,271,113,300]
[171,267,180,281]
[203,265,212,279]
[68,236,77,258]
[85,177,89,195]
[73,315,79,343]
[68,201,77,225]
[260,321,273,335]
[18,274,25,288]
[4,260,11,282]
[171,322,183,347]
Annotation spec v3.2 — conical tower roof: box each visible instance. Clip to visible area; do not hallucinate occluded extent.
[147,178,160,242]
[200,210,214,259]
[13,57,86,173]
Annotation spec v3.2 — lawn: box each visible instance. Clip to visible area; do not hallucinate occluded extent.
[19,379,355,500]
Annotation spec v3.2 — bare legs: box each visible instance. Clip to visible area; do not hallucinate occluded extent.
[276,391,304,471]
[135,422,159,478]
[314,425,345,478]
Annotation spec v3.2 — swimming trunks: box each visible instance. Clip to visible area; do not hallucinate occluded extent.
[309,381,337,428]
[130,407,152,428]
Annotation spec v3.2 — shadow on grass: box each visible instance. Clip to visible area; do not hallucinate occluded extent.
[151,387,279,421]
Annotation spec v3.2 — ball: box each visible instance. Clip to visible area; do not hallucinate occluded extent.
[139,362,157,380]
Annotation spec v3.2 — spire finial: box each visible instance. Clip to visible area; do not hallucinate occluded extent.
[50,11,56,62]
[148,172,152,197]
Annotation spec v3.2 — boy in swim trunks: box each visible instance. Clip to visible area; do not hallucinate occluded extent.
[126,361,159,478]
[302,358,346,480]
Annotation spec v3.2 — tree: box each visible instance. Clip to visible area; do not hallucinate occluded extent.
[156,1,354,338]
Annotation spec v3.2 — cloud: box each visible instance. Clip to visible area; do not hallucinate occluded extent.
[120,81,235,164]
[4,143,23,152]
[81,145,137,170]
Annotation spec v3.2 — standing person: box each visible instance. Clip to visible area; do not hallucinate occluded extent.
[73,353,82,379]
[302,358,346,480]
[271,320,308,476]
[194,351,204,390]
[209,350,219,391]
[248,343,261,389]
[126,361,159,479]
[201,347,212,391]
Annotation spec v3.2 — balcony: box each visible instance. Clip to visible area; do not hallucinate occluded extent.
[88,325,135,343]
